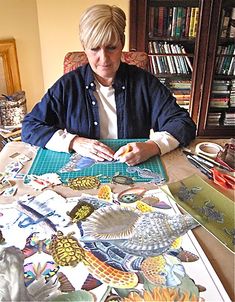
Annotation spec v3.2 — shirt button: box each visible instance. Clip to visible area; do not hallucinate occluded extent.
[90,82,94,87]
[92,101,96,105]
[94,121,98,126]
[122,86,125,90]
[85,85,89,89]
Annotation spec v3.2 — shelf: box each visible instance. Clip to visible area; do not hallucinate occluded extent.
[198,127,235,138]
[149,0,199,7]
[148,36,196,43]
[130,0,235,138]
[209,107,235,113]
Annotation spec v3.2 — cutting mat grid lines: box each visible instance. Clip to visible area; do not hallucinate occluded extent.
[27,139,167,183]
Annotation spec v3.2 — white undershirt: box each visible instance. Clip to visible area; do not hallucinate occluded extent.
[93,80,117,139]
[45,82,180,154]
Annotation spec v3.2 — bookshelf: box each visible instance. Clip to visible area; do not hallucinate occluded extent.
[129,0,235,138]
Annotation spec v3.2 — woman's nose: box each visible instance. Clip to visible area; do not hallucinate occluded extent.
[99,49,109,61]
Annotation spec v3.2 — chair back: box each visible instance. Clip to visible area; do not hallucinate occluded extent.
[63,51,149,74]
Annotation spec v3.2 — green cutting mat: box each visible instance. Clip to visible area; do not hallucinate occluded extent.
[27,139,167,183]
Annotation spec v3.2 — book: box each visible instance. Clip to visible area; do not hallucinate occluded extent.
[157,7,164,36]
[181,7,187,37]
[153,7,159,36]
[171,7,178,37]
[166,7,173,36]
[220,8,231,38]
[192,7,199,37]
[229,7,235,38]
[184,7,191,37]
[175,7,183,38]
[148,6,155,37]
[188,7,196,38]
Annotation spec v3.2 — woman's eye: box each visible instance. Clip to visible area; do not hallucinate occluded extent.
[91,47,100,51]
[107,46,116,51]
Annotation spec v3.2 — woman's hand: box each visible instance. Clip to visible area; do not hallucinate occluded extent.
[70,136,115,161]
[114,141,160,166]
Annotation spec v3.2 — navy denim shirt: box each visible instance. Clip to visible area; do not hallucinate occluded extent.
[22,62,196,147]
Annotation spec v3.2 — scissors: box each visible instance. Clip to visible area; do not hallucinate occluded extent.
[210,168,235,190]
[184,151,235,189]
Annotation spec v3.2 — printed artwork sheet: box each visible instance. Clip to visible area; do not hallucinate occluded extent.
[0,186,231,302]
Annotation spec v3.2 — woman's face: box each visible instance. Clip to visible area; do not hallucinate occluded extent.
[85,42,122,86]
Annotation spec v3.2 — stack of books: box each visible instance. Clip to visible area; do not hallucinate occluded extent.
[209,80,230,108]
[168,80,191,110]
[207,112,222,127]
[148,6,199,38]
[219,7,235,38]
[230,79,235,107]
[224,112,235,126]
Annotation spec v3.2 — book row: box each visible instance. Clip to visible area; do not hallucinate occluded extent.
[148,6,199,38]
[219,7,235,39]
[148,41,193,75]
[207,112,235,127]
[215,44,235,75]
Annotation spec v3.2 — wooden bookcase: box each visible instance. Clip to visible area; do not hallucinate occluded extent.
[129,0,235,138]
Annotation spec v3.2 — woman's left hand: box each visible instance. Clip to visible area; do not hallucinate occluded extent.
[113,141,160,166]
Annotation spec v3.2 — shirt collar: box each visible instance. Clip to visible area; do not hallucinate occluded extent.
[83,62,127,92]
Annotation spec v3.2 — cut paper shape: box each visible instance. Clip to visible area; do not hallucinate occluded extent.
[59,153,96,173]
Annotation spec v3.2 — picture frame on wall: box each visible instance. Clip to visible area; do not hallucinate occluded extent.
[0,39,21,95]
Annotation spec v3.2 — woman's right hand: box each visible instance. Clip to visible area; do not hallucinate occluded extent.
[69,136,115,161]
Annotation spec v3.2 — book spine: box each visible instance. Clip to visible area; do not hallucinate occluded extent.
[153,7,159,36]
[157,7,164,36]
[148,6,155,37]
[175,7,183,38]
[184,7,191,38]
[181,7,187,37]
[167,7,173,37]
[188,7,196,38]
[163,7,168,36]
[171,7,178,37]
[192,7,199,37]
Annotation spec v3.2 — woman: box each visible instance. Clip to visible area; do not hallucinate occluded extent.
[22,4,196,166]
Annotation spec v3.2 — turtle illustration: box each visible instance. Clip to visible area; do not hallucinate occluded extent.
[66,201,95,223]
[49,231,138,289]
[67,176,100,190]
[111,174,134,185]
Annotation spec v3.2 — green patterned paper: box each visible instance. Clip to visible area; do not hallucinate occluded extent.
[27,139,167,183]
[167,174,235,253]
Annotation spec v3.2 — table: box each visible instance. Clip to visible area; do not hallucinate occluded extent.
[0,139,234,301]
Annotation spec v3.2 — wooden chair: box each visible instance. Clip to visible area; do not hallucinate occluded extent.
[63,51,149,74]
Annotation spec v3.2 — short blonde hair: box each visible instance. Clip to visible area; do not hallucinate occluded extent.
[79,4,126,49]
